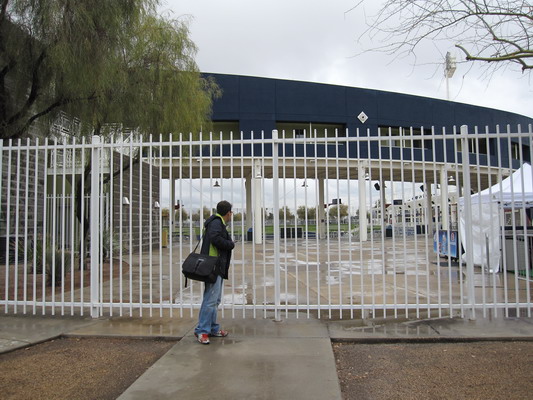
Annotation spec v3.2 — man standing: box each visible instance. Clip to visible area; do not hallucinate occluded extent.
[194,200,235,344]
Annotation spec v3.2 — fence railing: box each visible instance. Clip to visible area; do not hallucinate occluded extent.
[1,125,532,319]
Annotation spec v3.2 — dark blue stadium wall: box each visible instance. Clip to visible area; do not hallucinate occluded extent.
[205,73,533,168]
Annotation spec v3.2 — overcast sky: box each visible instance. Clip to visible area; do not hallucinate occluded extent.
[161,0,532,120]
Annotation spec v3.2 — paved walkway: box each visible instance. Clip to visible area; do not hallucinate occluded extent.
[1,312,533,399]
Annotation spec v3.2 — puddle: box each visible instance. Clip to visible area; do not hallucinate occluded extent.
[223,293,247,305]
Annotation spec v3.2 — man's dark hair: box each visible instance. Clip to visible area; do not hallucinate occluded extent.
[217,200,232,216]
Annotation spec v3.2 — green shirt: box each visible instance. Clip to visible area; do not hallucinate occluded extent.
[209,213,226,257]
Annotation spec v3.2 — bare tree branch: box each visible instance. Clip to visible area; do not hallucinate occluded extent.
[351,0,533,75]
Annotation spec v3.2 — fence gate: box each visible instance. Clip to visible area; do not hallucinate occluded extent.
[1,126,532,319]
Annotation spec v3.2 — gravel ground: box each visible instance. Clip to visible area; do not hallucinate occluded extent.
[0,337,176,400]
[333,341,533,400]
[2,338,533,400]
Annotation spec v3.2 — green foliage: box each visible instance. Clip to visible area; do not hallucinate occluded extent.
[279,206,294,221]
[44,247,72,287]
[175,208,189,222]
[328,204,349,219]
[191,206,211,222]
[0,0,219,139]
[12,236,72,286]
[297,206,316,220]
[102,229,125,260]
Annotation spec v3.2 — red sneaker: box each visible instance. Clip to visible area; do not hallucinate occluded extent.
[197,333,210,344]
[211,330,229,337]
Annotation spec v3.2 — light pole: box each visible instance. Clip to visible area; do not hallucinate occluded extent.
[445,51,456,101]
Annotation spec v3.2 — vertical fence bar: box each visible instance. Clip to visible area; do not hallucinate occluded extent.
[346,130,354,318]
[50,140,58,313]
[176,134,183,317]
[79,138,86,315]
[119,137,125,315]
[225,131,233,317]
[442,127,452,318]
[325,134,332,318]
[290,131,297,317]
[98,139,105,316]
[260,130,267,318]
[158,135,163,317]
[250,133,257,318]
[186,132,193,318]
[334,130,342,318]
[508,125,521,314]
[527,124,533,317]
[303,131,310,317]
[32,139,39,315]
[420,127,430,317]
[4,140,12,314]
[409,128,419,318]
[138,137,144,316]
[272,130,281,321]
[129,138,135,316]
[377,129,386,317]
[168,136,174,318]
[60,138,67,315]
[239,131,246,318]
[472,127,485,318]
[517,124,527,316]
[384,129,396,318]
[356,135,364,318]
[22,139,30,314]
[368,133,376,318]
[314,132,321,318]
[460,126,476,319]
[13,139,21,313]
[90,136,101,318]
[419,127,429,317]
[70,138,76,315]
[430,127,441,318]
[150,135,155,317]
[108,141,114,316]
[484,127,497,316]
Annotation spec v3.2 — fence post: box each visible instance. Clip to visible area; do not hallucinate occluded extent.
[272,130,281,321]
[460,125,476,319]
[358,163,368,241]
[90,135,101,318]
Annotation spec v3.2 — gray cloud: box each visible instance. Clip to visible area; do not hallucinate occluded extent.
[162,0,532,119]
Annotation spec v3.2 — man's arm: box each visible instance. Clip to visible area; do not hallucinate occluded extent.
[208,220,235,251]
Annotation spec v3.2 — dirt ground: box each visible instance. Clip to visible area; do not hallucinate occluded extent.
[2,338,533,399]
[333,341,533,400]
[0,337,176,400]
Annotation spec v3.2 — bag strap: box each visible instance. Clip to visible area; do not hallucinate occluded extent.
[185,219,216,288]
[191,227,206,253]
[193,218,216,253]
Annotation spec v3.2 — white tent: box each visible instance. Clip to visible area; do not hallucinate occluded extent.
[458,163,533,273]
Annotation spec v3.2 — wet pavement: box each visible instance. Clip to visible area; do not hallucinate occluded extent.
[3,236,531,320]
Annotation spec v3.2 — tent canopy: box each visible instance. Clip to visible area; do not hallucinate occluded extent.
[458,163,533,272]
[458,163,533,208]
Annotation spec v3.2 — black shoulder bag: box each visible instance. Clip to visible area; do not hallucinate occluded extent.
[182,230,219,287]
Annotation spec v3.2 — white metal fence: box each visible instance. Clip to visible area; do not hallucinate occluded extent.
[1,125,532,319]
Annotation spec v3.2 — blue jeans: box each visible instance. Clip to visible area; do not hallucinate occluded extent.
[194,275,223,335]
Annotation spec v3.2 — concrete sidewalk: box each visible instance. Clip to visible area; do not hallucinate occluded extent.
[1,312,533,400]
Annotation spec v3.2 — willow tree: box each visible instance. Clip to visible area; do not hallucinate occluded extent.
[1,0,220,268]
[0,0,219,140]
